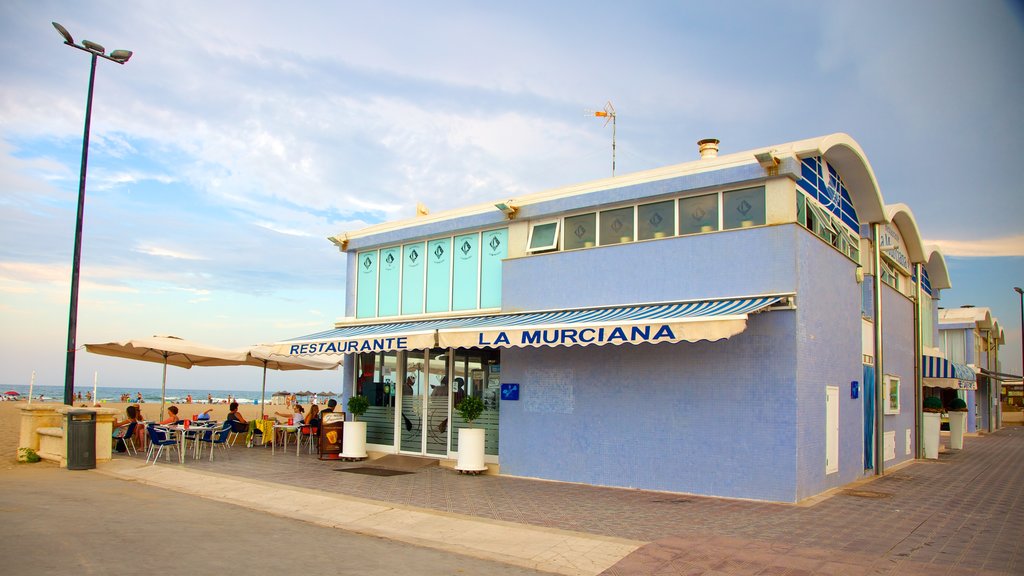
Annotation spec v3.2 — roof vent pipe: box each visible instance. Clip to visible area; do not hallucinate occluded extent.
[698,138,719,159]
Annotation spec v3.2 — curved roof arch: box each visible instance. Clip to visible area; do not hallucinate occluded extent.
[923,245,952,291]
[785,133,887,225]
[885,203,927,264]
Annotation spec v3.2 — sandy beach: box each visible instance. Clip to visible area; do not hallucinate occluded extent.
[0,400,275,466]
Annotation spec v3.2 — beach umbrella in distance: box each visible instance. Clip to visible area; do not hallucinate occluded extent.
[4,390,20,396]
[243,346,342,418]
[84,336,248,420]
[319,391,336,397]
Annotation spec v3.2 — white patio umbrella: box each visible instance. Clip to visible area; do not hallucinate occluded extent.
[85,336,249,420]
[243,346,342,418]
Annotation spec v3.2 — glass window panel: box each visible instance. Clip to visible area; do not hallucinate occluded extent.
[723,187,766,229]
[401,242,425,315]
[527,221,558,252]
[377,247,401,317]
[638,200,675,240]
[355,250,378,318]
[480,228,507,308]
[355,351,397,446]
[563,213,597,250]
[679,194,719,235]
[599,206,635,245]
[450,348,501,456]
[425,238,451,313]
[452,233,479,311]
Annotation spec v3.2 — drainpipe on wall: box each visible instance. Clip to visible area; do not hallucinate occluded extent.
[872,223,885,475]
[914,263,924,459]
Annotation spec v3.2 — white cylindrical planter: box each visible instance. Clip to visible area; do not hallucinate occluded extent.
[923,412,941,459]
[949,411,967,450]
[456,427,487,473]
[340,420,367,459]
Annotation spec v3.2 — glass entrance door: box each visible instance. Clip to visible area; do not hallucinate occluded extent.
[400,349,450,455]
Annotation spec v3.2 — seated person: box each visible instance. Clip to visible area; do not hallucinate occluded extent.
[158,405,180,425]
[196,408,213,421]
[320,398,337,413]
[226,401,247,424]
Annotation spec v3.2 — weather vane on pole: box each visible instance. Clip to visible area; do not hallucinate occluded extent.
[589,101,616,176]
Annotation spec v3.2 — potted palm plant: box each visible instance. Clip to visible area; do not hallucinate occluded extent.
[454,395,487,474]
[922,396,943,459]
[340,395,369,460]
[947,397,968,450]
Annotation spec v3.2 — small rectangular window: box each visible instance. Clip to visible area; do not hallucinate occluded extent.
[883,375,901,415]
[599,206,634,245]
[564,213,597,250]
[637,200,675,240]
[723,187,766,229]
[679,194,719,235]
[526,221,559,252]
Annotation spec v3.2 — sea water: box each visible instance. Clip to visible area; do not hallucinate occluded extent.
[0,384,268,405]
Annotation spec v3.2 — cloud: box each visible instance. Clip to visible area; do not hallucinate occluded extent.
[133,245,208,260]
[928,235,1024,258]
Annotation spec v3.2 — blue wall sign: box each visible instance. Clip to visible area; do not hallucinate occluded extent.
[501,383,520,401]
[851,380,859,399]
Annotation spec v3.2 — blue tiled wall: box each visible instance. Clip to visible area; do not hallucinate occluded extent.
[498,311,799,501]
[881,285,916,466]
[792,232,864,499]
[499,225,880,501]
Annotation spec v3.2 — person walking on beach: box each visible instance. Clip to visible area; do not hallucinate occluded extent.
[136,392,144,403]
[207,393,213,404]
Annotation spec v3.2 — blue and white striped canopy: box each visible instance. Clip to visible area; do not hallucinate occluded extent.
[278,296,783,354]
[922,355,977,390]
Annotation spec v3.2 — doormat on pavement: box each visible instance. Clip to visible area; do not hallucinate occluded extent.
[336,467,413,477]
[841,489,893,499]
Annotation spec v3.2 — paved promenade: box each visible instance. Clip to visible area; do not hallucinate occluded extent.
[94,426,1024,575]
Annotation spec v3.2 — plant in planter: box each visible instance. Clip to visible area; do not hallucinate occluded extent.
[340,395,369,459]
[922,396,944,459]
[455,395,487,474]
[947,397,969,450]
[455,396,484,425]
[347,395,370,421]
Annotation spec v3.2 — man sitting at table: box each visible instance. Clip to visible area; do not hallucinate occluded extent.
[159,405,180,425]
[196,408,213,421]
[320,398,337,413]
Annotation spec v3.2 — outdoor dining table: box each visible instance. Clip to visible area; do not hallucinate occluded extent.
[168,422,220,463]
[272,424,301,456]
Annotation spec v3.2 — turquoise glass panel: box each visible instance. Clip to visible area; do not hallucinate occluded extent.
[480,228,507,308]
[355,250,378,318]
[377,247,401,317]
[401,242,425,315]
[426,238,451,313]
[452,233,479,311]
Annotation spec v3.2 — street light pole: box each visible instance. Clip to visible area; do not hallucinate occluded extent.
[1015,287,1023,391]
[52,22,132,405]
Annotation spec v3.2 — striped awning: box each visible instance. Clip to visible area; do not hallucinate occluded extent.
[922,355,977,390]
[277,296,784,355]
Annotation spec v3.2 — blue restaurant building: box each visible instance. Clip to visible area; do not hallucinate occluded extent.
[279,133,960,502]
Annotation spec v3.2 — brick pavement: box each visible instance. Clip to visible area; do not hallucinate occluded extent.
[120,426,1024,575]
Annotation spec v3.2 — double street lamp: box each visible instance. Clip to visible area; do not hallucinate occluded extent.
[52,22,132,405]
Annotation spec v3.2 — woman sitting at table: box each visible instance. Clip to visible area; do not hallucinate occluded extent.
[273,404,304,445]
[112,405,138,429]
[159,405,180,425]
[112,405,139,453]
[226,401,246,424]
[196,408,214,421]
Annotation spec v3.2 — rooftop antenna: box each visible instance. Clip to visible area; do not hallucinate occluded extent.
[588,101,616,176]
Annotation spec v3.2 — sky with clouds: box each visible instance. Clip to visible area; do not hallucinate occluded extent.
[1,0,1022,393]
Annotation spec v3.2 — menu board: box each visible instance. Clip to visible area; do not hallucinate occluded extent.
[318,412,346,460]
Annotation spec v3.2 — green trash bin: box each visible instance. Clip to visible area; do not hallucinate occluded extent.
[66,409,96,470]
